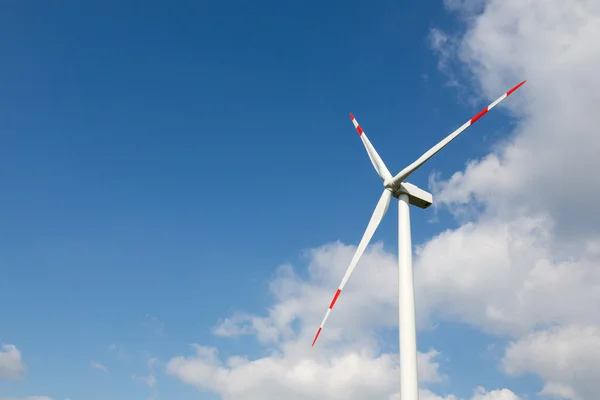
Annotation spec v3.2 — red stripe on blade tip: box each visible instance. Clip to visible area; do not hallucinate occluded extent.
[507,80,527,96]
[312,327,322,346]
[349,113,363,135]
[470,107,489,124]
[329,289,342,309]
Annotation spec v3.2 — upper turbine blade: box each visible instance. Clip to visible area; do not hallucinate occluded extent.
[312,188,392,347]
[350,113,393,181]
[387,80,526,187]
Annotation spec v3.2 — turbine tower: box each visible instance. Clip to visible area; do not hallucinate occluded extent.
[312,81,526,400]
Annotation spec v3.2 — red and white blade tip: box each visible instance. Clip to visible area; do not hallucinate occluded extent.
[312,328,322,346]
[349,113,363,136]
[312,288,342,346]
[469,80,527,125]
[507,80,527,96]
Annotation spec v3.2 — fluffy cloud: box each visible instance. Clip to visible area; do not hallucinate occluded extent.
[470,388,520,400]
[167,244,441,399]
[133,374,157,388]
[0,344,26,380]
[169,344,400,399]
[0,347,52,400]
[501,325,600,399]
[415,216,600,336]
[538,382,580,400]
[132,356,160,400]
[167,243,516,399]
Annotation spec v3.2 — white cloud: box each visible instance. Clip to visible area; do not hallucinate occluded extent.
[168,343,400,399]
[167,339,472,400]
[429,28,460,87]
[133,373,157,388]
[538,381,580,400]
[167,243,515,399]
[414,216,600,336]
[166,245,439,399]
[0,344,26,380]
[418,349,447,384]
[470,387,521,400]
[501,325,600,399]
[90,361,108,373]
[133,354,160,400]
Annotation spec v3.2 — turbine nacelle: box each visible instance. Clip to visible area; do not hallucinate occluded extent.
[383,181,433,208]
[395,182,433,208]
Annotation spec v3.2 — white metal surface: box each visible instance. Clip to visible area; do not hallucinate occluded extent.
[398,193,418,400]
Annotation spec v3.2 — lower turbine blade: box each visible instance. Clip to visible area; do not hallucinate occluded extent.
[312,188,392,346]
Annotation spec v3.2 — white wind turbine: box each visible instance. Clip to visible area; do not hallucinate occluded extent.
[311,80,526,400]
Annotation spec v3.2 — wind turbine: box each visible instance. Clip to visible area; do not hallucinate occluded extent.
[311,80,526,400]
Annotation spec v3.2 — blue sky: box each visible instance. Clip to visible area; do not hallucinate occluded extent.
[0,1,563,400]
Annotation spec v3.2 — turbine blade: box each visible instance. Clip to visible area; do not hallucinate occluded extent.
[350,113,393,181]
[312,188,392,346]
[387,80,526,186]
